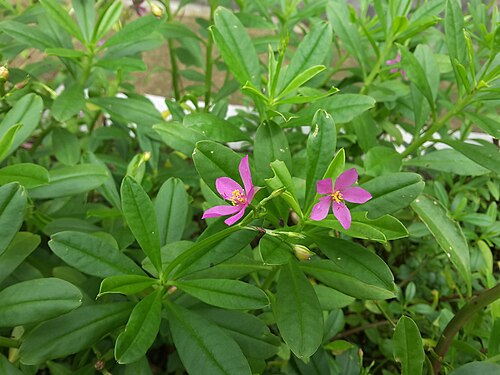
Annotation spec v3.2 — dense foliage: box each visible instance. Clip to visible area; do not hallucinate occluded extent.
[0,0,499,374]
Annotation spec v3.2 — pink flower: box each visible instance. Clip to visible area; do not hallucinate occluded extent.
[310,168,372,230]
[202,155,255,226]
[386,53,406,78]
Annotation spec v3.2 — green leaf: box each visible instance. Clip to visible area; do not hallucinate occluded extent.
[52,85,85,122]
[49,231,144,278]
[0,232,40,283]
[0,182,27,255]
[19,303,132,365]
[0,94,43,158]
[124,356,153,375]
[72,0,95,43]
[314,285,355,310]
[173,279,269,310]
[155,178,189,246]
[121,176,162,272]
[89,96,163,127]
[183,113,249,142]
[303,236,396,300]
[28,164,108,199]
[393,316,425,375]
[99,275,158,297]
[276,65,326,101]
[0,163,49,188]
[83,152,121,209]
[93,1,123,42]
[445,0,466,66]
[449,362,500,375]
[258,234,293,265]
[305,110,337,207]
[284,94,376,127]
[265,160,302,217]
[51,128,81,166]
[0,21,55,50]
[104,15,161,48]
[0,354,23,375]
[166,301,252,375]
[0,124,21,163]
[193,140,242,192]
[411,194,471,294]
[440,140,500,174]
[154,121,204,155]
[0,278,82,327]
[350,212,408,241]
[94,57,147,72]
[354,172,425,218]
[365,146,402,177]
[46,48,87,58]
[404,149,489,176]
[40,0,84,42]
[464,112,500,139]
[274,261,323,360]
[212,7,260,86]
[254,121,291,180]
[115,289,163,364]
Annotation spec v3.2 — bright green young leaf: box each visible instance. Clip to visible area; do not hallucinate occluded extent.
[155,178,189,246]
[309,215,387,243]
[0,163,49,188]
[440,140,500,174]
[98,275,158,297]
[276,65,326,101]
[393,316,425,375]
[52,85,85,122]
[305,110,337,207]
[103,15,161,48]
[166,301,252,375]
[411,194,471,294]
[0,93,43,158]
[173,279,270,310]
[72,0,95,43]
[19,303,132,365]
[274,261,323,360]
[354,172,425,218]
[40,0,84,42]
[49,231,144,278]
[0,278,82,327]
[28,164,108,199]
[404,149,490,176]
[0,182,27,255]
[212,7,260,87]
[306,236,396,299]
[52,128,81,166]
[0,124,21,162]
[115,289,164,364]
[121,176,162,273]
[192,140,242,192]
[258,234,293,265]
[93,0,123,42]
[254,121,292,180]
[265,160,302,217]
[45,47,87,58]
[0,232,40,283]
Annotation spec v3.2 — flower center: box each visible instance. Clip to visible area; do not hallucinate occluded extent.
[331,190,343,203]
[229,189,247,206]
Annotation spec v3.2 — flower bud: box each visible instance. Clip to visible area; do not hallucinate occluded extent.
[293,245,315,261]
[151,3,163,17]
[0,66,9,81]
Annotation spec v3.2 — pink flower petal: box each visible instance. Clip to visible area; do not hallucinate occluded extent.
[310,196,332,221]
[216,177,243,200]
[390,67,399,74]
[334,168,358,191]
[342,187,372,204]
[333,201,351,230]
[224,206,246,225]
[317,179,333,195]
[386,59,397,65]
[202,204,241,219]
[238,155,254,196]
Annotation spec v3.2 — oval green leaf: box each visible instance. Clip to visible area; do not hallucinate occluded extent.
[0,163,49,188]
[0,182,27,255]
[393,316,425,375]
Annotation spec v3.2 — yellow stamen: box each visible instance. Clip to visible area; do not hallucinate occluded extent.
[331,190,343,203]
[229,189,247,205]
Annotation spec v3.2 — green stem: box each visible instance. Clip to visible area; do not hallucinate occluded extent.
[0,336,20,348]
[361,39,394,94]
[432,284,500,374]
[165,1,180,100]
[401,94,474,158]
[204,1,217,111]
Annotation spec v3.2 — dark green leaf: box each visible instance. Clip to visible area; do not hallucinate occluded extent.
[0,182,27,255]
[0,232,40,283]
[404,149,489,176]
[183,113,249,142]
[52,85,85,122]
[51,128,81,166]
[254,121,291,180]
[258,234,293,265]
[393,316,425,375]
[154,121,204,155]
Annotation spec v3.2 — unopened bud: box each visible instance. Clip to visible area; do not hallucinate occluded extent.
[167,286,177,294]
[151,3,163,17]
[293,245,315,261]
[0,66,8,81]
[142,151,151,162]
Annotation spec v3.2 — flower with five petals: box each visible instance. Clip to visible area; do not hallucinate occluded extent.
[202,155,255,225]
[310,168,372,230]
